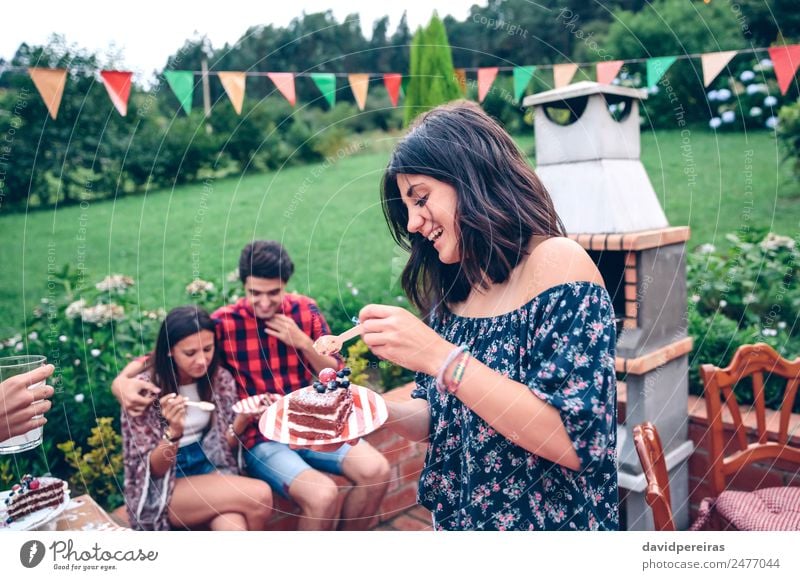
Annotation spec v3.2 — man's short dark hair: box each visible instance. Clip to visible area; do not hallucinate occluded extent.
[239,241,294,283]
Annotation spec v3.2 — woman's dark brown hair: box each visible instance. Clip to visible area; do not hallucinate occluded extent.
[381,100,565,315]
[151,306,218,402]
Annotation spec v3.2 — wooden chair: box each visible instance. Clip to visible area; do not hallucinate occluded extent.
[633,422,676,531]
[698,343,800,530]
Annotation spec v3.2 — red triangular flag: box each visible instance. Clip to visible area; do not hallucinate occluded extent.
[596,60,624,85]
[477,68,498,102]
[100,71,133,116]
[267,72,296,106]
[383,73,402,107]
[28,68,67,119]
[768,45,800,95]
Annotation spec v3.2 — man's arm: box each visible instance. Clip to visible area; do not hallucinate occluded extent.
[263,314,341,373]
[111,357,160,417]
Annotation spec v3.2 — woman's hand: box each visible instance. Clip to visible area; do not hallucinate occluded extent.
[358,304,453,376]
[159,394,186,439]
[0,364,55,441]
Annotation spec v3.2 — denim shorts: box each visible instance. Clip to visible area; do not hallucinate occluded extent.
[243,441,352,498]
[175,441,216,478]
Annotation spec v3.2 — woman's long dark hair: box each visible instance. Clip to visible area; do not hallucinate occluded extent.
[151,306,218,402]
[381,100,566,316]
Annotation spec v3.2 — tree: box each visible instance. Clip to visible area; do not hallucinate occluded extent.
[404,13,462,125]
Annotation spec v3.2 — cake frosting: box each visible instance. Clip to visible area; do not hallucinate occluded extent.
[2,474,67,524]
[286,367,354,439]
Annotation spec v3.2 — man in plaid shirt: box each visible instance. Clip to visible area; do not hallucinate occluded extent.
[113,241,390,530]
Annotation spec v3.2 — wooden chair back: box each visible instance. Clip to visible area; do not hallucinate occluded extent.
[633,421,676,531]
[700,343,800,497]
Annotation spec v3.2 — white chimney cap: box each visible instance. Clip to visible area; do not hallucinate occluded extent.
[523,80,647,108]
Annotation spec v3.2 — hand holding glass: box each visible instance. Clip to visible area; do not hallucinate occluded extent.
[0,356,54,454]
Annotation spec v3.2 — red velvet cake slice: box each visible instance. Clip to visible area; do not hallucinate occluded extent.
[287,368,354,439]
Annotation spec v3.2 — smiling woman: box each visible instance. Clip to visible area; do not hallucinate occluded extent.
[362,100,619,531]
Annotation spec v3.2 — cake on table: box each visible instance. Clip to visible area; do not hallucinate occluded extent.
[2,474,67,525]
[286,367,354,440]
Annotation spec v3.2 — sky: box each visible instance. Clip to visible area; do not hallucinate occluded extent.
[1,1,482,77]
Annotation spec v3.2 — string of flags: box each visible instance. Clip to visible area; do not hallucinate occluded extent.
[19,44,800,120]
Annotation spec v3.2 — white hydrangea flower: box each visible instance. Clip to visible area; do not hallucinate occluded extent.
[5,334,21,347]
[742,293,758,304]
[96,275,135,293]
[59,335,67,343]
[87,338,93,344]
[765,116,778,129]
[709,117,722,129]
[721,111,735,123]
[707,90,718,101]
[719,300,727,308]
[716,88,732,101]
[758,58,773,69]
[65,299,86,319]
[761,328,778,337]
[760,232,796,250]
[81,303,125,324]
[746,83,768,95]
[226,269,240,283]
[185,279,216,295]
[15,342,23,351]
[778,321,787,330]
[28,331,38,340]
[749,107,762,117]
[74,359,81,366]
[691,295,701,303]
[90,348,101,357]
[764,95,778,107]
[697,243,716,254]
[351,288,359,296]
[739,70,755,82]
[74,393,85,403]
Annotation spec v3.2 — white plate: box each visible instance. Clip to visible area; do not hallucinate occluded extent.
[0,479,70,531]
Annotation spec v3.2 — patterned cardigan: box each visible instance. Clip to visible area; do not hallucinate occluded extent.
[121,366,240,530]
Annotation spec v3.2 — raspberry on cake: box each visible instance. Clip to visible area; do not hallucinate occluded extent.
[3,474,67,524]
[286,367,354,440]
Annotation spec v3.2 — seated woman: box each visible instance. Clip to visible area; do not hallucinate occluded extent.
[121,306,272,530]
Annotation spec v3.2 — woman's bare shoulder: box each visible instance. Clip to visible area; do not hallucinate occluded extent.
[523,237,605,298]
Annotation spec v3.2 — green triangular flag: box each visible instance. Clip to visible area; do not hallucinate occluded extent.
[163,70,194,115]
[513,66,536,102]
[401,75,410,97]
[310,73,336,108]
[646,56,677,89]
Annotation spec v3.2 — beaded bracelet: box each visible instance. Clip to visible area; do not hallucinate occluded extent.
[435,345,468,393]
[446,350,472,394]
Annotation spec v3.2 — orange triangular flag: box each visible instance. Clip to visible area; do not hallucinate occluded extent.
[596,60,623,85]
[267,72,296,106]
[383,73,402,107]
[768,45,800,95]
[100,71,133,116]
[348,74,370,111]
[454,68,467,95]
[28,68,67,120]
[477,68,498,102]
[218,72,246,114]
[553,63,579,88]
[701,51,737,87]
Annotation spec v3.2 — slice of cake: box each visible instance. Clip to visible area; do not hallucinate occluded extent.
[286,367,354,440]
[3,474,67,524]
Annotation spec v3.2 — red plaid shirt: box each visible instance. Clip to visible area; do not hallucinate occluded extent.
[212,293,341,449]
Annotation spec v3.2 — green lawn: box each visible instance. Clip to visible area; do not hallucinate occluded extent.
[1,129,797,335]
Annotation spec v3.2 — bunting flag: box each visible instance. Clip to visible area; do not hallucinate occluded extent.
[553,63,578,88]
[768,44,800,95]
[310,73,336,107]
[383,73,402,107]
[646,56,677,89]
[100,71,133,116]
[477,67,498,102]
[267,72,296,106]
[513,65,536,102]
[348,73,370,111]
[400,75,410,97]
[596,60,624,85]
[701,51,737,87]
[218,72,246,114]
[454,68,467,95]
[163,70,194,114]
[28,68,67,120]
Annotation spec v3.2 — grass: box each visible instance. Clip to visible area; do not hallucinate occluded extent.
[1,128,797,335]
